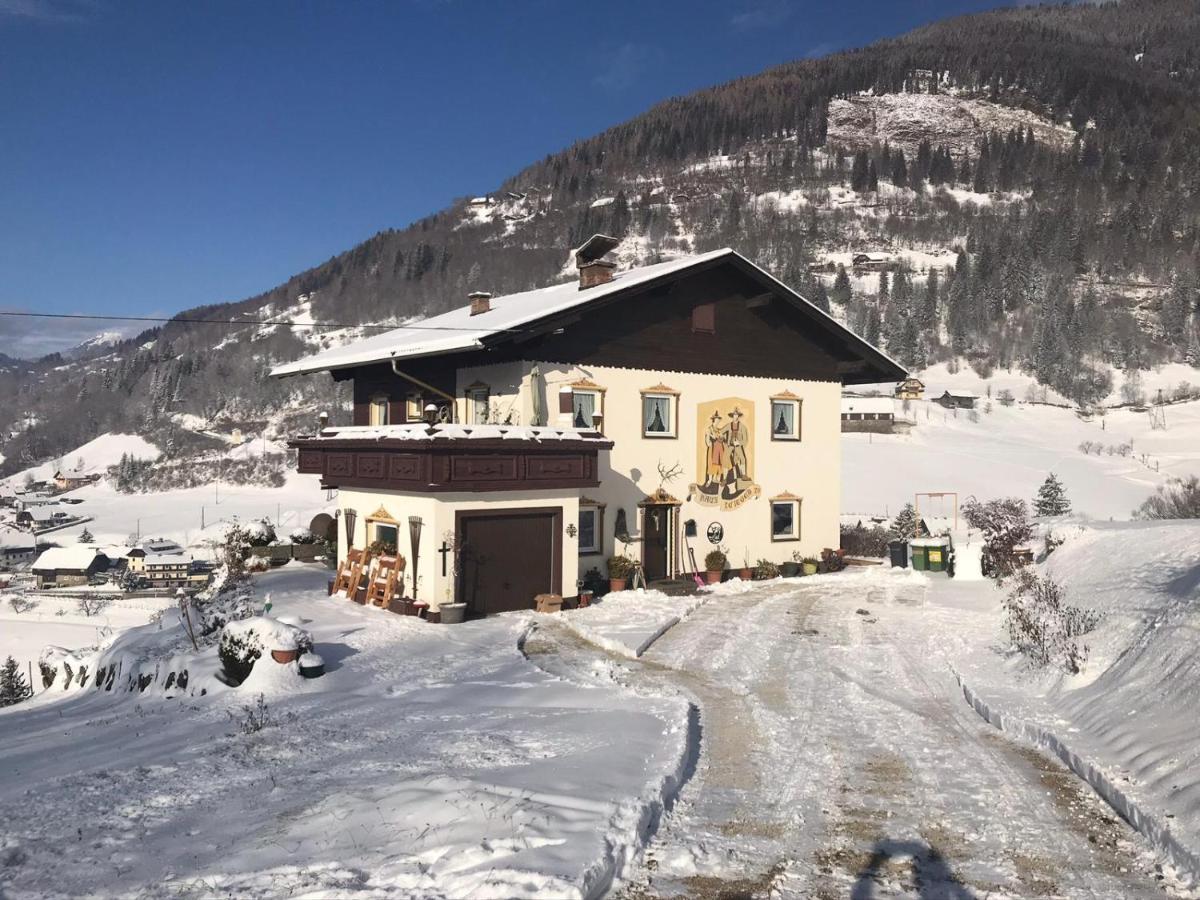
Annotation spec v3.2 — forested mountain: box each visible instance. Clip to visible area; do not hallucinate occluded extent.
[3,0,1199,476]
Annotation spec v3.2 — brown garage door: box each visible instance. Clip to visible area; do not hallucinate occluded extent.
[457,508,562,616]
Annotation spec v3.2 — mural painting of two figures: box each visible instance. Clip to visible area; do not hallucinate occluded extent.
[690,397,761,511]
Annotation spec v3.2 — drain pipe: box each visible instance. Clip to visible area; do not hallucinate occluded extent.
[390,356,458,423]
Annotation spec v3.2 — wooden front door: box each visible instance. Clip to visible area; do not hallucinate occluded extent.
[457,508,561,616]
[642,505,672,583]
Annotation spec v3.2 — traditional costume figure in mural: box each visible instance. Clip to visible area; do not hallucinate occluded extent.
[722,406,750,494]
[690,398,762,510]
[700,411,726,495]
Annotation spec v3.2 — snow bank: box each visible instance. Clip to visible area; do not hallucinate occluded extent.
[953,519,1200,889]
[0,564,694,899]
[559,589,709,657]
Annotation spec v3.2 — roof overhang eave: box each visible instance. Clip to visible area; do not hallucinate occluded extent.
[269,340,485,379]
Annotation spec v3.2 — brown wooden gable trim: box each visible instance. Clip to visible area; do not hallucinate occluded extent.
[770,390,801,401]
[769,491,802,502]
[640,382,680,396]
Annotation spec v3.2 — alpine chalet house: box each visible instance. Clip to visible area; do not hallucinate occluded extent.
[273,237,904,616]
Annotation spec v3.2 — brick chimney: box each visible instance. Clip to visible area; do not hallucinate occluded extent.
[574,234,621,290]
[468,291,492,316]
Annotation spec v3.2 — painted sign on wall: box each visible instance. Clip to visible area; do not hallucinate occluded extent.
[688,396,762,510]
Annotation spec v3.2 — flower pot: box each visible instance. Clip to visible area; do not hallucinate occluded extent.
[706,570,723,584]
[439,601,466,625]
[270,648,299,664]
[802,562,818,576]
[609,578,627,592]
[739,567,752,581]
[299,652,325,678]
[780,562,800,578]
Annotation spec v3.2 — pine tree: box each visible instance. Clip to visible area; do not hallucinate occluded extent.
[1033,473,1071,517]
[78,528,94,543]
[0,656,31,707]
[831,266,852,305]
[890,503,920,539]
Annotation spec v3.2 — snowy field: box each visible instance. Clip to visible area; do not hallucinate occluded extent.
[843,396,1200,520]
[0,564,693,899]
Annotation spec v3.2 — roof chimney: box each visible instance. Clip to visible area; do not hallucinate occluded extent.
[575,234,621,290]
[468,291,492,316]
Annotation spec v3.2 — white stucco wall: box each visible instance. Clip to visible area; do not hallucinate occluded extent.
[336,487,579,610]
[455,361,842,574]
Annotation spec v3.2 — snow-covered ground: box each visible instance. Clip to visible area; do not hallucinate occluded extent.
[843,396,1200,520]
[7,432,159,484]
[953,519,1200,889]
[531,567,1189,897]
[558,587,711,658]
[0,590,176,687]
[0,564,694,899]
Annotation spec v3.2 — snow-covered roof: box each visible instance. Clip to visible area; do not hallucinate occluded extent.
[0,524,34,548]
[942,390,979,400]
[32,546,106,571]
[270,249,906,383]
[841,397,895,415]
[144,553,193,566]
[138,537,184,553]
[306,423,611,444]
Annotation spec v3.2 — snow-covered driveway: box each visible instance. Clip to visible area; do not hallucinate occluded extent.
[536,570,1172,898]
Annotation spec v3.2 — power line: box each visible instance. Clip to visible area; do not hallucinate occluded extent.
[0,309,533,335]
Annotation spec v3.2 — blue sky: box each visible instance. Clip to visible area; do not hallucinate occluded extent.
[2,0,1012,355]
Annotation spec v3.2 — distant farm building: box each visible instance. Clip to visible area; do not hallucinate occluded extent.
[31,546,109,588]
[851,253,896,272]
[934,390,979,410]
[841,397,902,433]
[0,525,36,570]
[53,466,102,492]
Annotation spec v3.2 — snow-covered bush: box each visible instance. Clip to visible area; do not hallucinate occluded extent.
[7,595,37,614]
[76,595,111,617]
[245,556,270,573]
[1004,569,1100,674]
[230,693,272,734]
[962,495,1033,578]
[840,522,890,557]
[288,528,317,545]
[218,617,312,686]
[1134,475,1200,520]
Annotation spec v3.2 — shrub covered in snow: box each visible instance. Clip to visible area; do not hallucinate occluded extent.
[1133,474,1200,520]
[841,522,890,557]
[1004,569,1100,674]
[962,495,1033,578]
[218,617,312,685]
[288,528,317,545]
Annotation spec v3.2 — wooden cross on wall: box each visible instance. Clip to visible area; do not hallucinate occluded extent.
[438,541,452,576]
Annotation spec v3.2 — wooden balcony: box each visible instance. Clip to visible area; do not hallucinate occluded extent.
[289,424,612,493]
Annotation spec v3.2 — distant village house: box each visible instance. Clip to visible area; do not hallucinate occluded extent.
[934,390,979,410]
[894,377,925,400]
[31,546,109,589]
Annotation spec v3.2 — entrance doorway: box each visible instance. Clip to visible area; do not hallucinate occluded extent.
[641,504,675,583]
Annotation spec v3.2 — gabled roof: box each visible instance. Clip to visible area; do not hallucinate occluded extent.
[269,248,905,383]
[32,546,107,572]
[841,397,896,415]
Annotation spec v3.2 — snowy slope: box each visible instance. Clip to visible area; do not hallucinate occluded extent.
[4,433,160,486]
[842,397,1200,520]
[0,564,694,899]
[949,520,1200,884]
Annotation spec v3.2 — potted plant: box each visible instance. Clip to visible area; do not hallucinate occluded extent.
[801,556,820,576]
[607,555,635,592]
[704,548,727,584]
[754,559,780,580]
[739,549,753,582]
[780,558,801,578]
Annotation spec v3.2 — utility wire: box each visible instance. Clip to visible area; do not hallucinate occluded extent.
[0,309,533,335]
